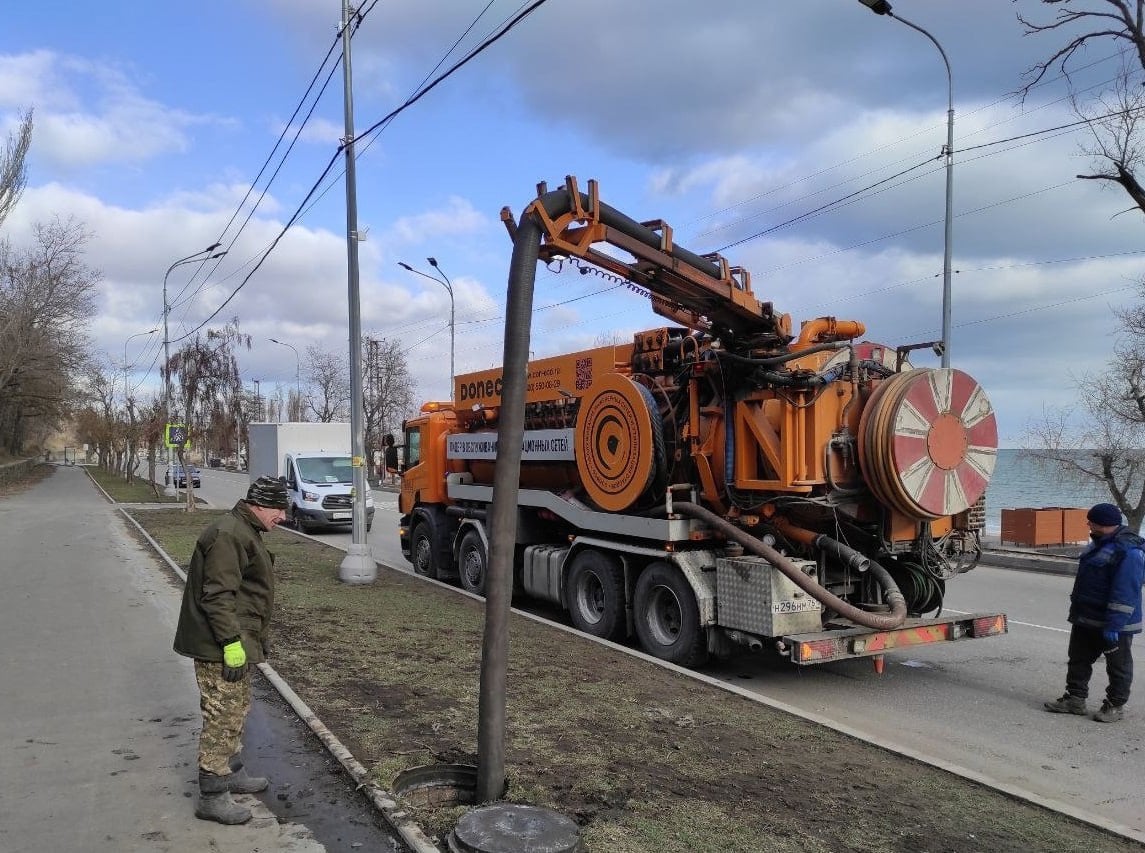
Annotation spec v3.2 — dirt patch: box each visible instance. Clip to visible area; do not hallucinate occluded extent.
[0,462,55,497]
[129,509,1145,853]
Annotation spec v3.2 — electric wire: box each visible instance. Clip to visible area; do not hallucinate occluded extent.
[173,0,553,344]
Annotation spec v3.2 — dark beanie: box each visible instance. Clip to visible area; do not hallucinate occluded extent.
[1087,503,1122,527]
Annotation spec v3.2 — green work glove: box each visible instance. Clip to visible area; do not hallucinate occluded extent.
[222,640,248,682]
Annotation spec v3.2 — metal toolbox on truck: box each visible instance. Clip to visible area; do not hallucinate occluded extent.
[716,556,822,636]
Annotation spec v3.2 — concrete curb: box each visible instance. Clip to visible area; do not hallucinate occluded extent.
[118,507,445,853]
[980,549,1077,576]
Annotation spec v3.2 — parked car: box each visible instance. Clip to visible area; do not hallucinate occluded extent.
[165,464,201,488]
[208,457,223,468]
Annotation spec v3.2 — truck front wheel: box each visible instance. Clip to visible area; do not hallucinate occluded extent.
[412,522,440,580]
[567,550,626,642]
[633,562,707,667]
[458,530,487,597]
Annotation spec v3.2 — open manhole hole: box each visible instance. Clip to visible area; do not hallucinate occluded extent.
[392,763,478,808]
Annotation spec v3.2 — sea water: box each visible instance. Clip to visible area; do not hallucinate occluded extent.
[983,449,1108,535]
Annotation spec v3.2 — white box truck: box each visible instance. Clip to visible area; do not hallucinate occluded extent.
[247,422,374,533]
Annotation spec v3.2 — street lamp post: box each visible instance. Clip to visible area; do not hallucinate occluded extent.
[123,328,159,408]
[269,338,301,421]
[252,379,262,422]
[858,0,954,367]
[163,244,228,420]
[398,258,455,400]
[162,244,226,492]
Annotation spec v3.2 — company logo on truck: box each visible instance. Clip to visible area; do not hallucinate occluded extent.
[459,377,503,403]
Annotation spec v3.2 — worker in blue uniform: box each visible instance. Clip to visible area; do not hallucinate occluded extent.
[1045,503,1144,723]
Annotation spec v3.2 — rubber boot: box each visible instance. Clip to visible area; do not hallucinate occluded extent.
[195,771,253,825]
[226,759,269,794]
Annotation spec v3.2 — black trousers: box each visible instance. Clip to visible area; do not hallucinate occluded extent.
[1066,625,1134,706]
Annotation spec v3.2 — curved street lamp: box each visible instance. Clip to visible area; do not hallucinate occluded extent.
[858,0,954,367]
[163,244,228,415]
[398,258,455,400]
[123,327,159,405]
[269,338,301,420]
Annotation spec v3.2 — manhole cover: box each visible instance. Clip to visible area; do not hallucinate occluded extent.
[449,804,582,853]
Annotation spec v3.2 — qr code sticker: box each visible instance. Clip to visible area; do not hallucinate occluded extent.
[576,357,592,390]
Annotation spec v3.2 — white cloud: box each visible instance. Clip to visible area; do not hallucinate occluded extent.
[388,196,491,246]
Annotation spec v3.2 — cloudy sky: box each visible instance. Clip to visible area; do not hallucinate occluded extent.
[3,0,1142,445]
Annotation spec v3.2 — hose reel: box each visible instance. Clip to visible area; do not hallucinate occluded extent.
[858,368,997,520]
[575,374,666,512]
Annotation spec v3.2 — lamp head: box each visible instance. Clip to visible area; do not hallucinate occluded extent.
[427,256,439,268]
[398,261,414,271]
[206,242,222,251]
[859,0,892,13]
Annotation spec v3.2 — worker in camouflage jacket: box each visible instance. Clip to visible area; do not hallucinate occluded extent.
[173,476,288,824]
[1045,502,1144,723]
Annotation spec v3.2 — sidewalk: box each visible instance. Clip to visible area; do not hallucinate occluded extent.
[0,465,397,853]
[979,534,1082,576]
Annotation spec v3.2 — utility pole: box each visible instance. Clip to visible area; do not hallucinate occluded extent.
[338,0,374,583]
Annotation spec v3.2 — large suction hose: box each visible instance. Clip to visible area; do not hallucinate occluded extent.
[672,502,907,631]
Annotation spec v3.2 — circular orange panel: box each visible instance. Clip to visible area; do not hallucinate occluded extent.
[926,413,968,470]
[575,373,655,512]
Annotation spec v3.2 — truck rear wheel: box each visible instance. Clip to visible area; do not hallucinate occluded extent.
[412,521,441,580]
[567,550,626,642]
[633,562,707,667]
[458,530,487,597]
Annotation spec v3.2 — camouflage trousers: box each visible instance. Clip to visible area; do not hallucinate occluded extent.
[193,659,252,776]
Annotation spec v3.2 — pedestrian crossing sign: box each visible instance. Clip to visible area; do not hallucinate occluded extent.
[165,424,188,448]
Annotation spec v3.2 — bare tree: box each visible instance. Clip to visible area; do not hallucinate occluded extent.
[167,318,250,510]
[1018,1,1145,215]
[0,108,32,230]
[73,362,118,470]
[363,336,417,471]
[304,344,350,422]
[0,217,99,454]
[1024,287,1145,531]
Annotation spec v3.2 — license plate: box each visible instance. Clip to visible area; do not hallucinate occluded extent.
[331,512,351,520]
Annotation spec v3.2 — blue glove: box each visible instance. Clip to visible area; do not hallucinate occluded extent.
[1103,630,1120,653]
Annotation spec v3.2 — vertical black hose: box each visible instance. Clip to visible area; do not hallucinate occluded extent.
[477,211,539,803]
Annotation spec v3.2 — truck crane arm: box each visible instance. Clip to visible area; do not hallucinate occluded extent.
[502,176,792,343]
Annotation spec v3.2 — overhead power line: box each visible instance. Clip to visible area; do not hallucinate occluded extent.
[174,0,553,344]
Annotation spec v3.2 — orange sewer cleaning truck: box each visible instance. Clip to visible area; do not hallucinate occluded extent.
[398,177,1006,669]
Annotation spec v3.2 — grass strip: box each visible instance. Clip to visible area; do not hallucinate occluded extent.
[87,464,184,503]
[129,508,1144,853]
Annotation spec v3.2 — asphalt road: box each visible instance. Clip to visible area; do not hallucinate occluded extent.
[194,468,1145,840]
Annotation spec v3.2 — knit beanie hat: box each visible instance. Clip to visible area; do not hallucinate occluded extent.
[1087,502,1122,527]
[246,475,289,509]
